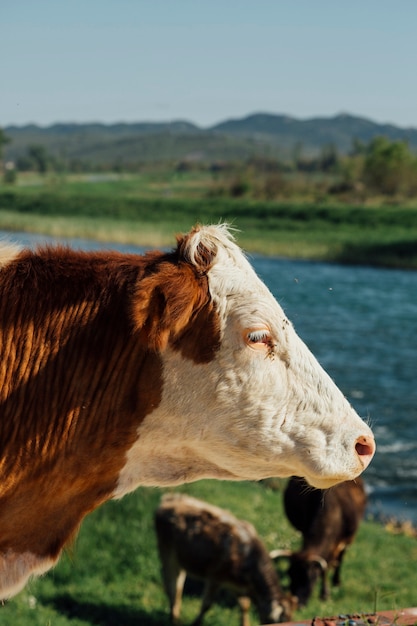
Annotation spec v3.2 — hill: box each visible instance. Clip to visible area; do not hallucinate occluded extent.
[3,112,417,166]
[212,112,417,153]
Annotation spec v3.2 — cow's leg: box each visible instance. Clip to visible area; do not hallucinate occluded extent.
[237,596,252,626]
[332,548,346,587]
[159,552,186,624]
[171,569,186,624]
[191,579,219,626]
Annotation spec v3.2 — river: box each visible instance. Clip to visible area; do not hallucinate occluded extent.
[2,230,417,523]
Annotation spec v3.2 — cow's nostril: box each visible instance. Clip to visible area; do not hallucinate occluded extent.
[355,435,376,469]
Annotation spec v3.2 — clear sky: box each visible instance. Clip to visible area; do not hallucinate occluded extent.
[2,0,417,129]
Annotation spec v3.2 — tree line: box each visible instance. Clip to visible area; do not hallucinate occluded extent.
[1,127,417,199]
[205,137,417,201]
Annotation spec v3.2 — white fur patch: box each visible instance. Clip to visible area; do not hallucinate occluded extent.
[0,242,21,269]
[0,550,57,600]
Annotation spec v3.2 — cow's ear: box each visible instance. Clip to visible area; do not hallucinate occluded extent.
[132,263,209,352]
[177,223,234,272]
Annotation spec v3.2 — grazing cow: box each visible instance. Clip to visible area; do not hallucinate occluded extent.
[276,476,367,606]
[0,224,375,600]
[155,493,295,625]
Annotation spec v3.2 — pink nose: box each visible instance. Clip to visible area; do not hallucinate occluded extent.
[355,435,376,470]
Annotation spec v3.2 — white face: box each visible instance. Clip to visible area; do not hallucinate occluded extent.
[114,226,375,496]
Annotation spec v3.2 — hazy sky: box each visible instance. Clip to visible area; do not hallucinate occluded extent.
[2,0,417,128]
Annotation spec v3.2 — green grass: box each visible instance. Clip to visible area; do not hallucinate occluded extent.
[1,174,417,268]
[1,480,416,626]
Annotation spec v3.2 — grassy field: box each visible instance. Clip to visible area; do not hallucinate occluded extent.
[1,479,416,626]
[0,172,417,268]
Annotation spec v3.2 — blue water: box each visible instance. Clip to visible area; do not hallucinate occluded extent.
[253,253,417,523]
[2,231,417,522]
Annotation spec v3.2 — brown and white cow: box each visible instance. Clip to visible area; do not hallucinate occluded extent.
[0,224,374,600]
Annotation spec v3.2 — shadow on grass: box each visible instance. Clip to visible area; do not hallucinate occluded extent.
[47,580,240,626]
[336,239,417,269]
[48,594,169,626]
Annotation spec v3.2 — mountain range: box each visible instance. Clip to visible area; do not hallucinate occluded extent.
[4,112,417,166]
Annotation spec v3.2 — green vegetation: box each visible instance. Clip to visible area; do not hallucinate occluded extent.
[2,120,417,268]
[1,479,416,626]
[1,171,417,268]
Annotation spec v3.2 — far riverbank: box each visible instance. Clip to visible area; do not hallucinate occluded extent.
[0,177,416,268]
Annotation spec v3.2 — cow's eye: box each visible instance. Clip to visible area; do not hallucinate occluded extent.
[244,328,274,352]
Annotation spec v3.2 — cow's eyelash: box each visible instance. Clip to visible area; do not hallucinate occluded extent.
[247,330,271,344]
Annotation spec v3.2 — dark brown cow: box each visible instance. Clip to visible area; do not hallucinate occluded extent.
[0,224,374,599]
[155,493,295,626]
[276,476,367,606]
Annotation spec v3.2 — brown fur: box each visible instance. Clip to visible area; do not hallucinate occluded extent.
[282,477,367,606]
[0,237,220,566]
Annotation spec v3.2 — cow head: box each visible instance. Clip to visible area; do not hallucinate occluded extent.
[116,224,375,496]
[287,553,328,607]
